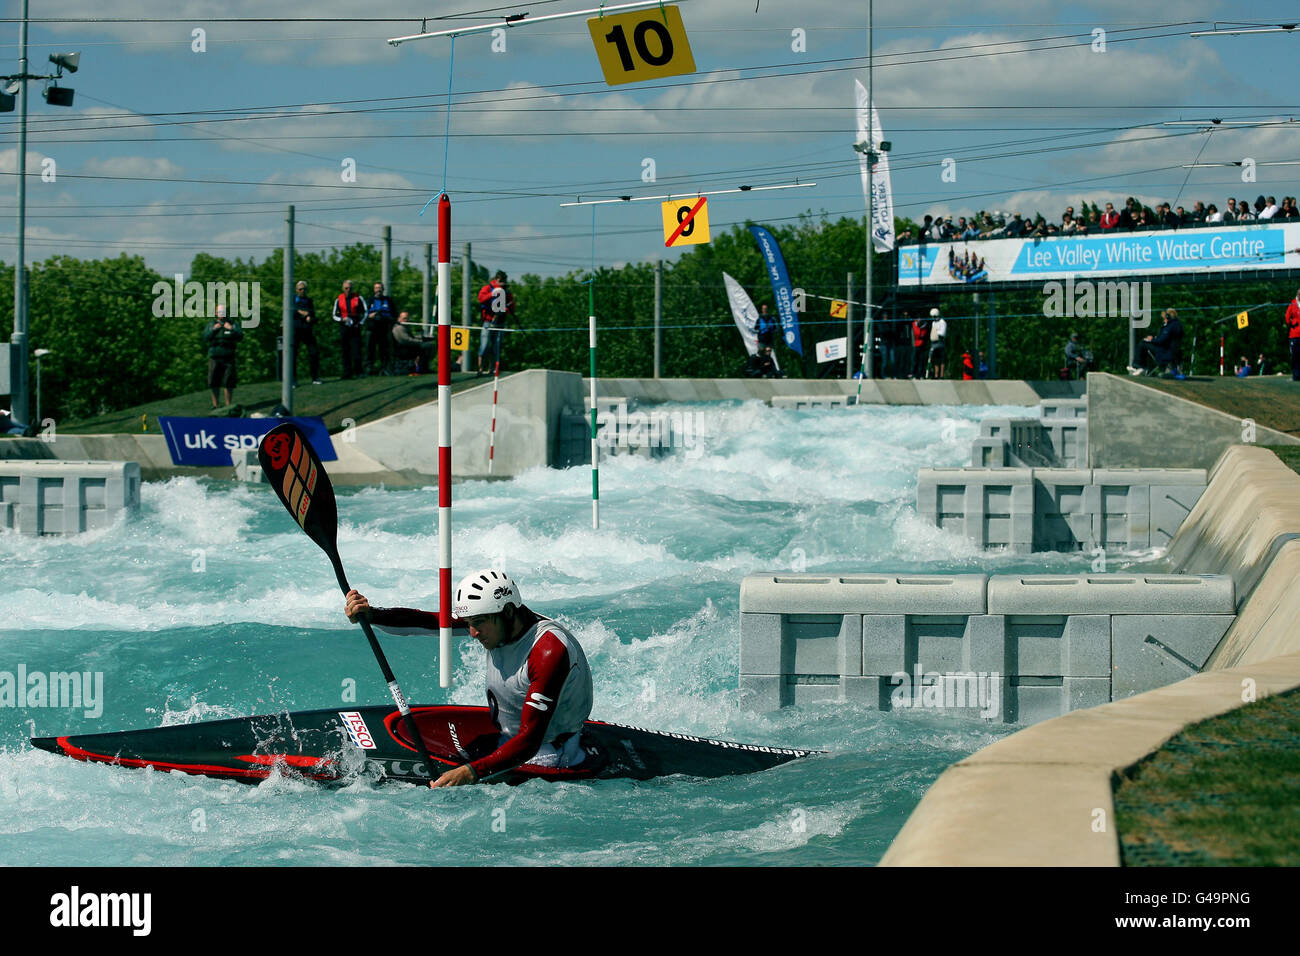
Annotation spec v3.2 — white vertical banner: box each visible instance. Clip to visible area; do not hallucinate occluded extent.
[722,272,760,355]
[855,78,894,253]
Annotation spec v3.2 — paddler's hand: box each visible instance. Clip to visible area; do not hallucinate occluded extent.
[344,589,371,623]
[430,764,478,788]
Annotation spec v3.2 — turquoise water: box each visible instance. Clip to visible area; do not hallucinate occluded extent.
[0,400,1151,866]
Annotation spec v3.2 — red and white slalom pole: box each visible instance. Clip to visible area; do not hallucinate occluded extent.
[437,195,453,688]
[487,357,500,474]
[1219,335,1224,377]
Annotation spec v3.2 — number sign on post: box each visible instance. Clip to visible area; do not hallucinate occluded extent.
[588,5,696,86]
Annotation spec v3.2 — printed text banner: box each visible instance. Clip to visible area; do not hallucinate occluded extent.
[159,416,337,466]
[897,222,1300,286]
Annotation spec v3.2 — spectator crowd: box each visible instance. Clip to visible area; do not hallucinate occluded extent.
[899,195,1300,245]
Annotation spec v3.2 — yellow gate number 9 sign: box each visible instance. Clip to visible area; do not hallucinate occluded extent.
[588,6,696,86]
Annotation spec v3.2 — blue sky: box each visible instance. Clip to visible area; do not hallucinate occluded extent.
[3,0,1300,282]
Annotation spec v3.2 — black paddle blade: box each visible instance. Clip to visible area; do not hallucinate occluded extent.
[258,422,340,563]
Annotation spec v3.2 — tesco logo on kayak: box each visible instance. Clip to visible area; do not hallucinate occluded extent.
[339,712,376,750]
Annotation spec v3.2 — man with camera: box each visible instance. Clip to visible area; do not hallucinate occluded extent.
[203,305,243,408]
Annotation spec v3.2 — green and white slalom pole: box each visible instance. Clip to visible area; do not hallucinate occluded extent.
[589,281,599,530]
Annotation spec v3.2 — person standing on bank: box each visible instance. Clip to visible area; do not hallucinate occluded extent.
[333,279,367,380]
[203,304,243,408]
[755,303,777,349]
[366,282,396,376]
[1286,289,1300,381]
[343,570,593,786]
[476,271,515,376]
[292,280,323,385]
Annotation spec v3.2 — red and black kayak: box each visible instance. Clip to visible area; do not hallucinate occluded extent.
[30,705,814,785]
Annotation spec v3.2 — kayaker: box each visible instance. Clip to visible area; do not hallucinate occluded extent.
[344,569,593,787]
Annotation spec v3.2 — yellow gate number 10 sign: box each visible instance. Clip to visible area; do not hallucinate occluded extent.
[588,6,696,86]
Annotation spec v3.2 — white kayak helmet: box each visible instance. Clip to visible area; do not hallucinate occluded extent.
[453,569,521,619]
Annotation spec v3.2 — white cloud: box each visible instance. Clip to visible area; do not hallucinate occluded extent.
[83,156,185,178]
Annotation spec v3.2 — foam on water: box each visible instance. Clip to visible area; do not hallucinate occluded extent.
[0,400,1166,865]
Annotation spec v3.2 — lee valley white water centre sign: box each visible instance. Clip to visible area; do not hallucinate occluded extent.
[897,221,1300,286]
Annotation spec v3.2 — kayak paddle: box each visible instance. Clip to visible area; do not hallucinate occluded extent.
[257,421,451,784]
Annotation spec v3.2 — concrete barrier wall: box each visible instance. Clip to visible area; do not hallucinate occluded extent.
[881,443,1300,865]
[354,369,583,480]
[918,467,1205,553]
[0,460,141,534]
[880,651,1300,865]
[738,573,1234,724]
[1165,444,1300,667]
[587,377,1082,406]
[1087,372,1300,468]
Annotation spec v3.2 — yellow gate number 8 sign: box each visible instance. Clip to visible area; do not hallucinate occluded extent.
[588,6,696,86]
[450,326,469,351]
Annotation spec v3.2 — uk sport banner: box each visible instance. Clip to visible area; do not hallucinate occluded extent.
[159,416,336,466]
[855,78,894,253]
[748,225,802,355]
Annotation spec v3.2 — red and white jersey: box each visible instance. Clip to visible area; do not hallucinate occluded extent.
[478,616,592,777]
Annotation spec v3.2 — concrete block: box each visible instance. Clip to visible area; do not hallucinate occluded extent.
[1033,469,1094,551]
[740,573,988,615]
[1008,419,1058,467]
[1009,677,1110,724]
[1001,614,1110,677]
[233,448,267,483]
[1045,420,1088,468]
[842,675,889,707]
[971,437,1008,468]
[862,614,907,675]
[1111,614,1235,700]
[1040,398,1087,420]
[738,612,783,676]
[1150,482,1206,547]
[0,460,141,535]
[988,574,1234,615]
[785,614,859,676]
[909,614,973,673]
[738,675,781,711]
[787,678,842,706]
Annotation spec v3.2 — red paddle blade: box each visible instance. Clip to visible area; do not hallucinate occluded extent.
[258,422,339,559]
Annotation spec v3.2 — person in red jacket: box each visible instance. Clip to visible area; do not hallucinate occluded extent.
[332,279,367,380]
[1099,202,1119,231]
[1285,288,1300,381]
[961,351,975,380]
[476,271,516,376]
[911,315,930,378]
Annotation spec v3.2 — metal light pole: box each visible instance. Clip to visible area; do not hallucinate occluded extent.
[11,3,29,425]
[863,0,873,380]
[4,2,80,427]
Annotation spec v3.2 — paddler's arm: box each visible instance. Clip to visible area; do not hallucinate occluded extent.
[344,589,466,635]
[431,633,571,788]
